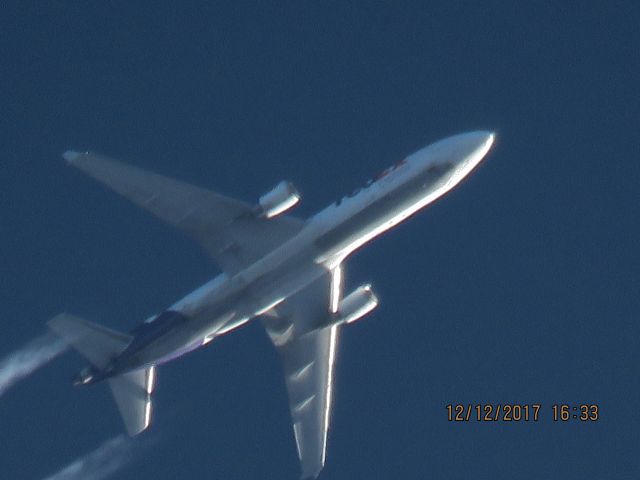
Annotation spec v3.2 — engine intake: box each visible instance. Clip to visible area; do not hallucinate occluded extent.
[332,284,378,326]
[257,181,300,218]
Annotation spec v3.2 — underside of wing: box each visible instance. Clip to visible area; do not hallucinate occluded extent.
[64,151,304,274]
[262,272,341,479]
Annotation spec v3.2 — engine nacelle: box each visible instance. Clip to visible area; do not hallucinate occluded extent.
[331,284,378,326]
[257,181,300,218]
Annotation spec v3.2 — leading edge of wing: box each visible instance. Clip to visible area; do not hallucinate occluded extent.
[262,272,341,479]
[63,150,304,274]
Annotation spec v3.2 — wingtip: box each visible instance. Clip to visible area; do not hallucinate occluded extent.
[301,474,320,480]
[300,466,323,480]
[62,150,82,164]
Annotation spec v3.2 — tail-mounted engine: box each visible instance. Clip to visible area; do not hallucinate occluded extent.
[256,181,300,218]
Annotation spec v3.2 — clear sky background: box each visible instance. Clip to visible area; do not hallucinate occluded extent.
[1,2,639,479]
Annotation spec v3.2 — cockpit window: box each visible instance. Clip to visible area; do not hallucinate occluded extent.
[427,161,452,174]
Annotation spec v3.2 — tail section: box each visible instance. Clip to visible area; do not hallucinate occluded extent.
[108,366,156,435]
[48,313,131,368]
[48,313,155,436]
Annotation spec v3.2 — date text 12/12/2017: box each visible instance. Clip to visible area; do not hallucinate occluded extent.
[446,404,599,422]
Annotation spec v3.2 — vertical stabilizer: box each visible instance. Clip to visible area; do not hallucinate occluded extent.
[48,313,155,435]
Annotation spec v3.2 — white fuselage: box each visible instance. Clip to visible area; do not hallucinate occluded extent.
[118,131,494,371]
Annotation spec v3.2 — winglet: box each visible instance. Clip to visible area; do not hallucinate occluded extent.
[62,150,82,164]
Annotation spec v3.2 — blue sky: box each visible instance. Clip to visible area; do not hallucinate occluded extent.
[1,2,639,479]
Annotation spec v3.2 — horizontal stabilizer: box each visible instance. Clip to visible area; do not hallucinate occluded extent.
[48,313,131,369]
[108,367,155,436]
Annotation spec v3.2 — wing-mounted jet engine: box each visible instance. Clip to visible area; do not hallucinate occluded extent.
[256,180,300,218]
[327,284,378,328]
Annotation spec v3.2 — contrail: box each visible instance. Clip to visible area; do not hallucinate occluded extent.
[41,435,133,480]
[0,332,68,397]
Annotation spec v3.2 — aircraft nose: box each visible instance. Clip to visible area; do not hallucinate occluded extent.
[407,130,495,193]
[441,130,495,168]
[411,130,495,173]
[455,130,495,168]
[435,131,495,187]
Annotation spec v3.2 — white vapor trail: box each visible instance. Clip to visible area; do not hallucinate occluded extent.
[42,435,133,480]
[0,333,68,397]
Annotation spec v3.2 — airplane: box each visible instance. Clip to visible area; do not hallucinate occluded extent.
[48,131,495,479]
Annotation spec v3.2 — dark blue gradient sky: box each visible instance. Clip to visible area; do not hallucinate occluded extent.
[1,2,639,479]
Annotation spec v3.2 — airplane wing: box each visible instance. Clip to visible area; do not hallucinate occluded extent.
[262,272,341,480]
[63,151,304,275]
